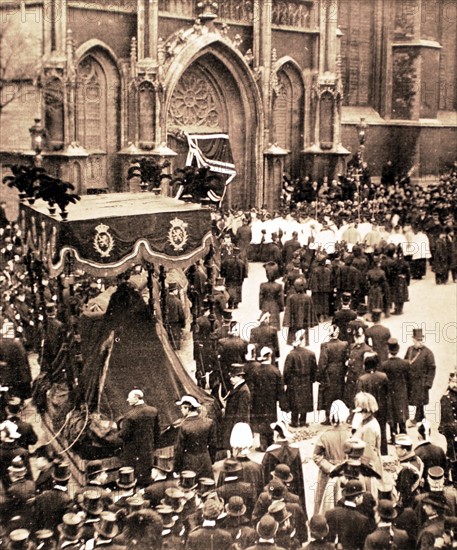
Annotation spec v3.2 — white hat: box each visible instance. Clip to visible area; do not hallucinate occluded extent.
[245,344,256,362]
[230,423,253,451]
[258,312,271,324]
[270,420,292,441]
[0,420,21,441]
[292,329,305,347]
[258,346,273,360]
[329,400,350,424]
[175,395,201,409]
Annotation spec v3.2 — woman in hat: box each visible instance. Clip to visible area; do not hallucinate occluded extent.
[352,392,383,477]
[313,400,351,513]
[173,395,217,478]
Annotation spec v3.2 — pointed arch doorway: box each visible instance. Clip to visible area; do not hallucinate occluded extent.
[167,48,259,208]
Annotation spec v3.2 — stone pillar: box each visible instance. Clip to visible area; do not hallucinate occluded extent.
[260,0,273,145]
[263,144,288,210]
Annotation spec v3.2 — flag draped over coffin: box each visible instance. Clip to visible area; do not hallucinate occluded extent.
[185,133,237,202]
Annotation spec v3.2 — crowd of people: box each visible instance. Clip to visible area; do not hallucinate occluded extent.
[0,162,456,549]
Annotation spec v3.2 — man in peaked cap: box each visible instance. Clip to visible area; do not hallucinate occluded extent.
[173,394,217,478]
[405,327,436,425]
[395,433,424,494]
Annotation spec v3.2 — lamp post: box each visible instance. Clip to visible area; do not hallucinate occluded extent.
[355,117,368,220]
[29,117,47,167]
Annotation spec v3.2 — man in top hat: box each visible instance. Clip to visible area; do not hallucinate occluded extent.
[7,529,36,550]
[363,500,409,549]
[404,328,436,425]
[332,292,357,343]
[220,246,247,309]
[258,263,285,331]
[88,511,126,549]
[117,389,160,487]
[76,460,112,508]
[283,277,317,346]
[217,322,248,393]
[381,338,412,441]
[220,364,251,451]
[77,489,104,542]
[324,480,372,549]
[165,282,186,350]
[186,497,232,550]
[317,325,349,425]
[283,333,316,428]
[250,312,280,365]
[173,395,217,478]
[34,529,56,550]
[439,368,457,483]
[34,461,73,532]
[251,347,283,452]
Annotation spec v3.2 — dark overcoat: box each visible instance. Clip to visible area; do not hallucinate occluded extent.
[250,323,280,360]
[118,403,160,484]
[332,308,357,342]
[259,281,284,330]
[325,502,372,550]
[283,347,317,415]
[283,291,317,344]
[186,525,233,550]
[174,413,217,478]
[317,338,349,410]
[343,341,373,407]
[222,382,251,450]
[365,324,391,364]
[251,363,283,428]
[381,357,412,423]
[220,256,247,304]
[404,345,436,406]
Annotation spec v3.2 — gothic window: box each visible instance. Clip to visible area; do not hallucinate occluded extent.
[44,78,64,150]
[77,55,107,151]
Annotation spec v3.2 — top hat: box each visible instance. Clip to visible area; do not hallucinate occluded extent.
[377,499,398,520]
[202,497,224,520]
[225,496,246,517]
[363,353,379,371]
[271,464,293,483]
[223,458,242,475]
[34,529,54,546]
[94,511,119,539]
[308,515,329,539]
[116,466,136,489]
[161,488,185,513]
[342,480,364,498]
[394,433,413,448]
[155,505,177,528]
[229,364,245,376]
[8,529,30,549]
[198,477,216,497]
[86,460,107,479]
[168,282,178,292]
[256,515,279,539]
[268,479,287,500]
[80,489,104,516]
[178,470,198,491]
[126,493,146,512]
[412,328,424,340]
[371,308,382,320]
[53,461,71,482]
[387,338,400,353]
[341,292,352,303]
[45,302,57,314]
[268,501,292,524]
[57,513,84,541]
[357,303,368,315]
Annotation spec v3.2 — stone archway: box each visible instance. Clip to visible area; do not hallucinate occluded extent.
[166,45,260,208]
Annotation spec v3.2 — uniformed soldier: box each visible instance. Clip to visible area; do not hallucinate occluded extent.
[439,369,457,483]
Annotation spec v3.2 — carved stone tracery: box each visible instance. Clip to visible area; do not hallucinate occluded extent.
[169,70,220,128]
[272,0,312,28]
